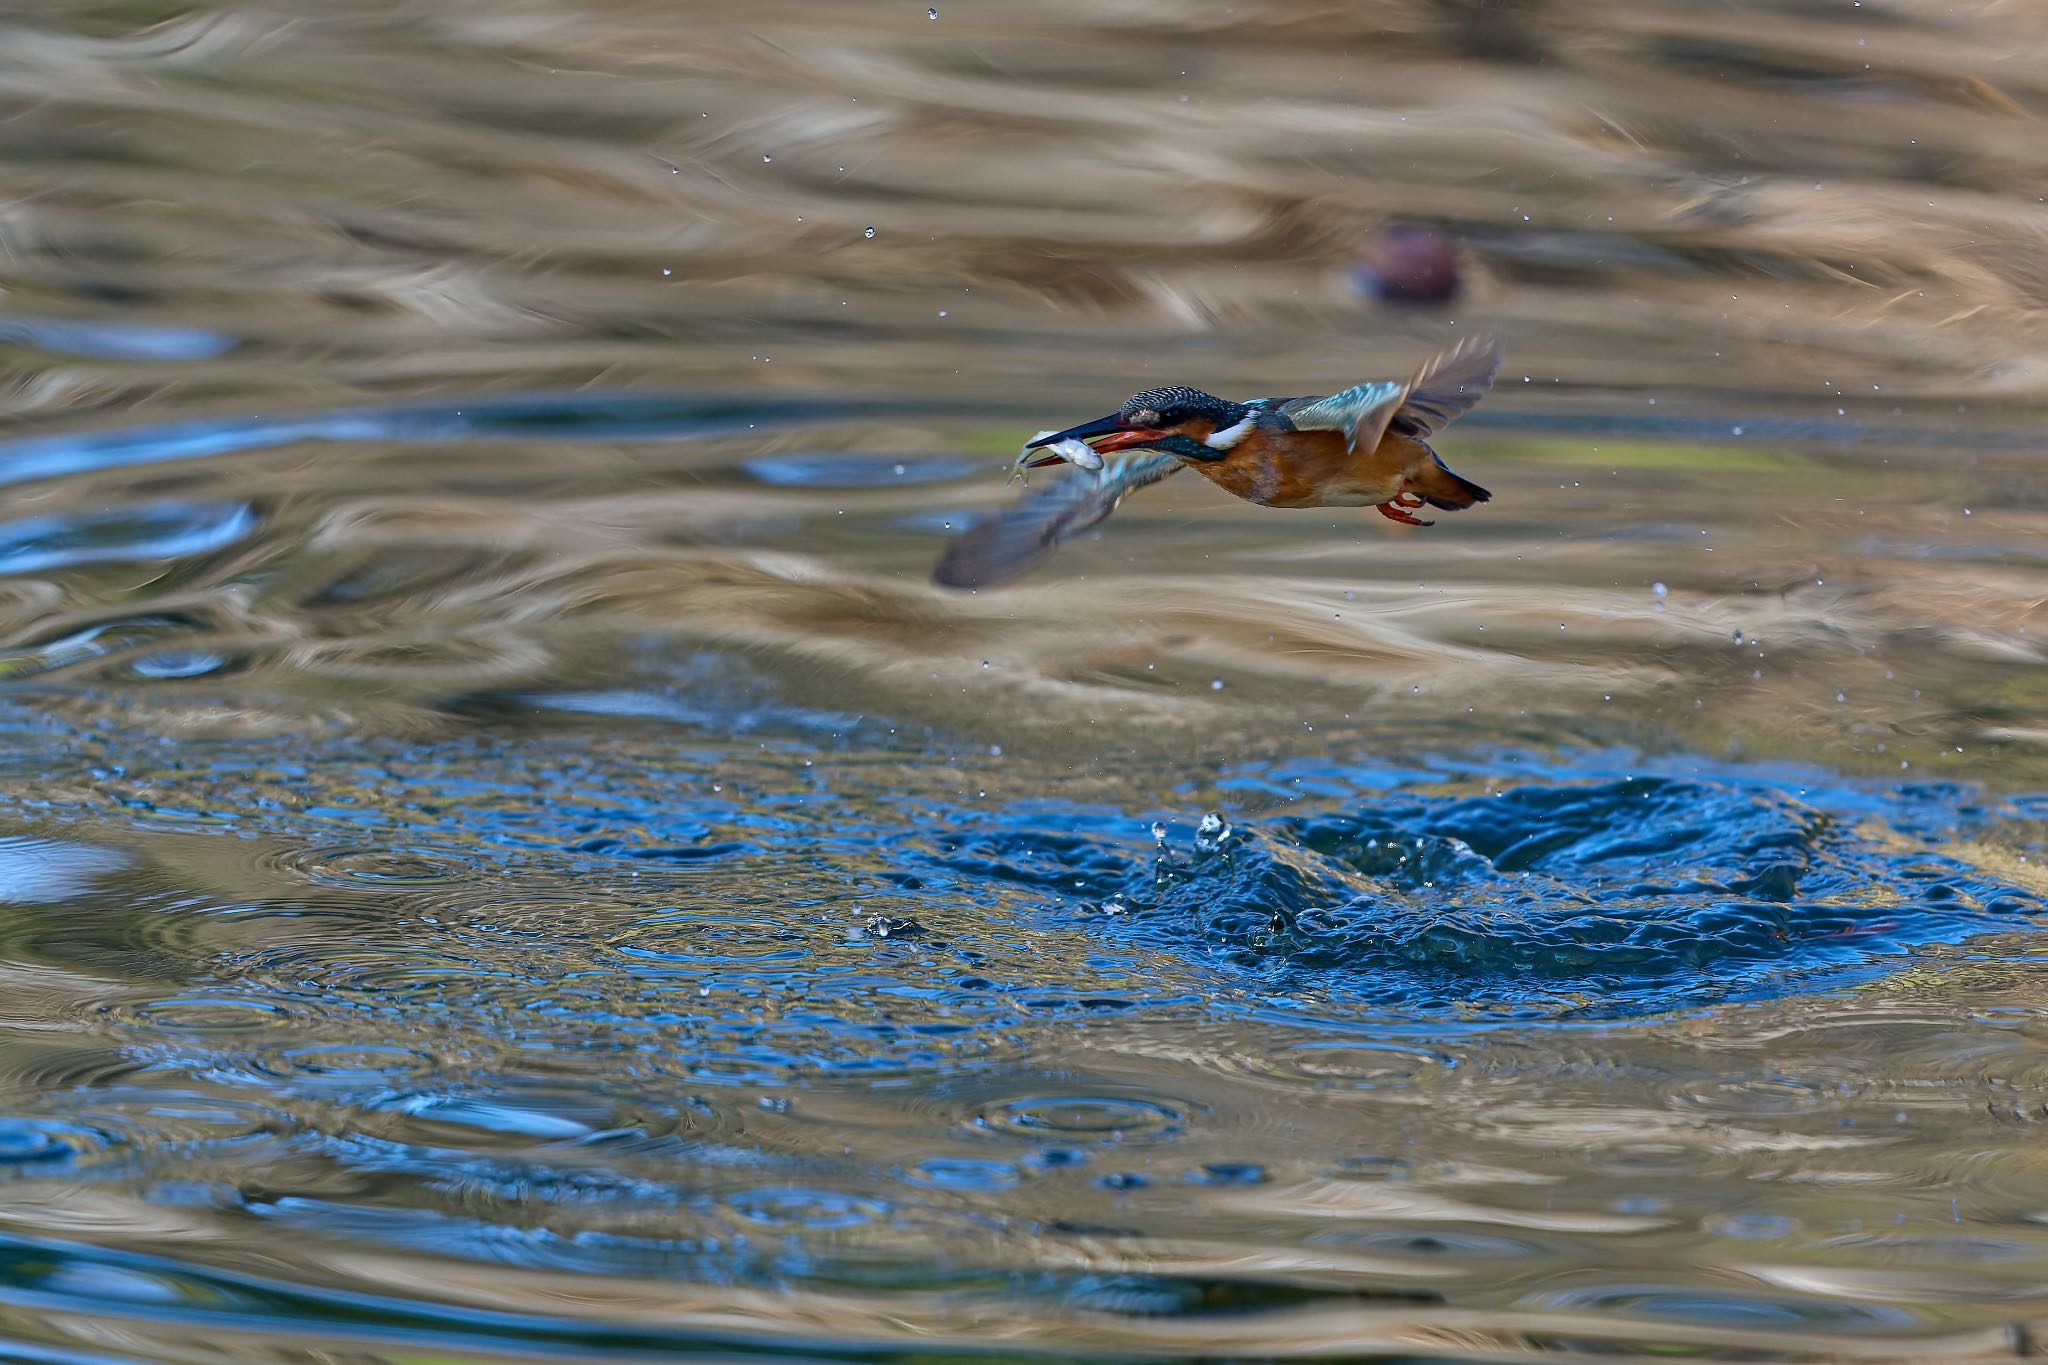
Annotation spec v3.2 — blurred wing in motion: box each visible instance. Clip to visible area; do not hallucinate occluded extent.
[933,454,1184,590]
[1394,334,1503,438]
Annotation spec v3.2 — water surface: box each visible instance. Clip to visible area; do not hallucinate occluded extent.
[2,1,2048,1361]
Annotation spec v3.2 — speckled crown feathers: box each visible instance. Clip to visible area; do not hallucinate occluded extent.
[1119,386,1234,421]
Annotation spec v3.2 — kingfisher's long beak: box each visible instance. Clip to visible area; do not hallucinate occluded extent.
[1020,413,1167,468]
[1024,413,1130,449]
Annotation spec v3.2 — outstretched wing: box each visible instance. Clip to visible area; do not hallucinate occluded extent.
[1254,336,1504,450]
[1268,380,1409,452]
[1394,335,1503,438]
[933,454,1185,590]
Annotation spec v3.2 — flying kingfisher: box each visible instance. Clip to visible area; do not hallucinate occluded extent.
[933,336,1502,589]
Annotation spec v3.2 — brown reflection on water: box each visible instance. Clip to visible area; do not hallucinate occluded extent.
[4,0,2048,421]
[1,420,2037,782]
[0,0,2042,778]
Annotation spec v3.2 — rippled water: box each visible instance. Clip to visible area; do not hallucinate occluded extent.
[5,0,2048,1361]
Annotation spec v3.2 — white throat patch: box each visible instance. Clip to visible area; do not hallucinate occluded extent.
[1203,413,1256,451]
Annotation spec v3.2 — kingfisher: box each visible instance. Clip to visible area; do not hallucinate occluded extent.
[934,336,1502,589]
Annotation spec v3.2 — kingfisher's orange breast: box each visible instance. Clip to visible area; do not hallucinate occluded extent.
[1185,427,1425,508]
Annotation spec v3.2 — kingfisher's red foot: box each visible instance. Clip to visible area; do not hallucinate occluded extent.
[1393,491,1426,508]
[1377,500,1434,527]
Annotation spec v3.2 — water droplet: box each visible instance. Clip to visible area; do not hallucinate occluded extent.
[1210,678,1223,691]
[928,5,938,15]
[865,915,921,939]
[661,267,672,276]
[761,154,772,163]
[1101,895,1126,916]
[1196,811,1230,852]
[864,226,876,239]
[975,1095,1182,1143]
[1652,582,1668,598]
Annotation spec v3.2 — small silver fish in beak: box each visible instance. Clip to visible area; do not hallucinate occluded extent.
[1009,430,1103,481]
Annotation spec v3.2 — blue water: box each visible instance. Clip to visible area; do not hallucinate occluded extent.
[0,688,2040,1357]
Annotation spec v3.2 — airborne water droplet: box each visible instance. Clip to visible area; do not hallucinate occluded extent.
[864,226,877,239]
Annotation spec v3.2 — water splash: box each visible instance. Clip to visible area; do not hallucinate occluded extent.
[915,773,2043,1020]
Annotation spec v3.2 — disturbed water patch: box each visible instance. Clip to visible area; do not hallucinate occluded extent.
[910,773,2045,1020]
[0,695,2036,1049]
[6,711,2043,1035]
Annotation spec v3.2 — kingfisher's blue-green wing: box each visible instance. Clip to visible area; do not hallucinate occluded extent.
[933,453,1184,590]
[1259,385,1398,428]
[1272,380,1409,451]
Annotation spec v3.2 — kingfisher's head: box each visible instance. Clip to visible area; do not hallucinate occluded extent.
[1021,386,1253,467]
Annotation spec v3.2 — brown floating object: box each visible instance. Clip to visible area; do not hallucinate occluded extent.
[1350,222,1461,305]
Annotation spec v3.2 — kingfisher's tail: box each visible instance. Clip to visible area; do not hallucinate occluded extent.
[1407,452,1491,511]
